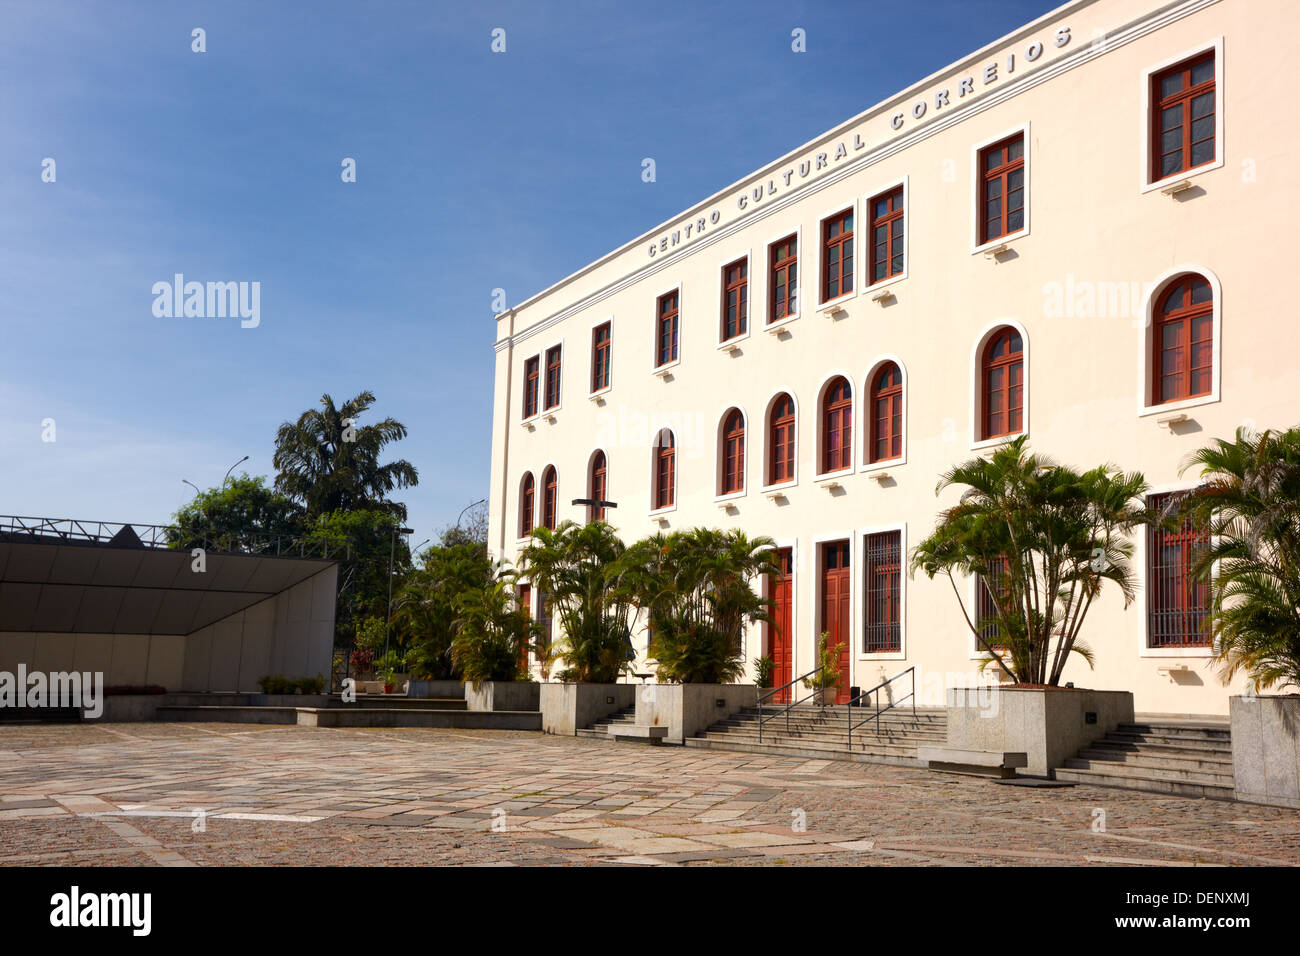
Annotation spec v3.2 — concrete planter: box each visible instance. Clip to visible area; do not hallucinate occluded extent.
[1231,695,1300,809]
[634,683,758,744]
[540,683,636,735]
[945,685,1134,777]
[406,679,464,699]
[464,681,541,712]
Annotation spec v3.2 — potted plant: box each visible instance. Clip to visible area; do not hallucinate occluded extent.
[754,656,775,690]
[802,633,843,706]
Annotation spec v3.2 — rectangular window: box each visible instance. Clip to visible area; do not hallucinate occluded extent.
[979,133,1025,244]
[821,209,854,301]
[1147,492,1211,648]
[656,291,679,367]
[721,258,748,341]
[975,555,1010,655]
[868,187,904,283]
[522,356,539,419]
[544,345,562,409]
[591,322,611,392]
[1151,51,1216,182]
[863,531,901,653]
[769,236,798,322]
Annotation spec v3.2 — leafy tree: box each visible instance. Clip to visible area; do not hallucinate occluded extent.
[616,528,778,684]
[168,474,305,552]
[910,436,1149,685]
[1180,426,1300,691]
[392,542,494,680]
[451,569,540,683]
[518,521,637,683]
[307,508,410,649]
[272,391,419,521]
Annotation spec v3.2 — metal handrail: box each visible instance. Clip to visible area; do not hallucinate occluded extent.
[757,665,825,742]
[847,667,916,749]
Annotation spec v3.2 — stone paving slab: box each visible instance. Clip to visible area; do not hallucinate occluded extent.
[0,722,1297,867]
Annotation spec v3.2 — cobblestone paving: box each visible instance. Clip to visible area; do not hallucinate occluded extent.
[1,723,1298,867]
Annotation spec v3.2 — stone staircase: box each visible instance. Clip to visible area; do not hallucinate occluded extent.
[1053,719,1234,800]
[576,705,638,740]
[682,705,948,767]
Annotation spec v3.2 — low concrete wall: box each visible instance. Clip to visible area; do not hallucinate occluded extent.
[407,679,464,699]
[946,686,1134,776]
[1231,695,1300,809]
[635,683,758,743]
[540,683,636,735]
[464,681,541,712]
[91,693,334,721]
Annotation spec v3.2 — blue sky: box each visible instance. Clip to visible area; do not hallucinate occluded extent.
[0,0,1055,543]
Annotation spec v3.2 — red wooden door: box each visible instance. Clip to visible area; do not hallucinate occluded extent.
[821,541,851,704]
[770,548,793,703]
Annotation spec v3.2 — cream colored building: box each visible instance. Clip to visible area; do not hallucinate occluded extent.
[488,0,1294,715]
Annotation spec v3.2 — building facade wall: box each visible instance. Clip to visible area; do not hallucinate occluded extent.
[487,0,1290,714]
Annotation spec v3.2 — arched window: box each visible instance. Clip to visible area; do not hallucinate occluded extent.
[541,466,557,530]
[588,451,608,522]
[981,328,1024,440]
[653,430,676,510]
[768,393,796,485]
[868,363,903,464]
[519,473,535,538]
[821,377,852,473]
[721,409,745,494]
[1153,275,1213,404]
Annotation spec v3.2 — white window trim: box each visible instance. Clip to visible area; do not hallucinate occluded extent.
[588,315,614,398]
[814,369,858,479]
[1138,479,1215,659]
[652,282,683,372]
[759,387,801,493]
[813,198,861,310]
[585,447,611,523]
[648,428,678,515]
[1140,37,1225,194]
[1136,264,1222,417]
[540,337,565,416]
[864,175,909,292]
[970,121,1031,255]
[857,521,907,662]
[717,250,753,347]
[515,472,536,543]
[519,352,542,425]
[713,405,749,501]
[537,461,560,532]
[860,354,908,473]
[763,227,803,328]
[969,319,1029,449]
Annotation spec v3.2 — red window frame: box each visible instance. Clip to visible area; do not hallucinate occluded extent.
[821,209,854,302]
[868,186,904,284]
[541,466,557,530]
[591,322,611,392]
[544,346,562,410]
[975,555,1011,655]
[721,258,748,342]
[982,329,1024,440]
[869,362,903,464]
[522,356,539,419]
[656,291,679,367]
[769,236,798,322]
[1150,51,1216,183]
[721,409,745,494]
[654,431,675,510]
[821,376,852,474]
[588,451,607,522]
[1153,276,1213,405]
[768,393,795,485]
[863,531,901,654]
[1147,492,1211,648]
[979,133,1025,245]
[519,473,534,538]
[516,583,532,671]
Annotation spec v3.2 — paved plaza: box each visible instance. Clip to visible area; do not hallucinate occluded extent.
[1,722,1298,867]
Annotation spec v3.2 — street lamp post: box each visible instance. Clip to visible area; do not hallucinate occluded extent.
[223,456,250,486]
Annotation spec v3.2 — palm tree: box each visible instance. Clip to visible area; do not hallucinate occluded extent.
[517,521,636,683]
[1180,426,1300,692]
[392,542,493,680]
[272,391,419,520]
[451,569,541,683]
[615,528,778,684]
[910,436,1149,685]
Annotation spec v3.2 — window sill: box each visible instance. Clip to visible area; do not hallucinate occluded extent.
[1139,393,1218,419]
[714,490,745,505]
[818,291,856,318]
[588,387,612,405]
[972,230,1026,258]
[648,505,677,519]
[814,469,852,490]
[866,273,907,300]
[860,458,903,476]
[1143,158,1222,195]
[764,316,798,336]
[858,651,906,662]
[760,480,796,499]
[716,332,750,354]
[520,416,540,431]
[652,360,680,378]
[970,432,1024,452]
[1139,646,1214,659]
